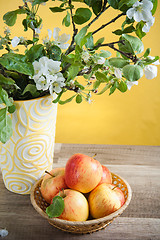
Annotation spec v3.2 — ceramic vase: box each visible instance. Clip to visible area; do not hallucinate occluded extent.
[0,95,57,194]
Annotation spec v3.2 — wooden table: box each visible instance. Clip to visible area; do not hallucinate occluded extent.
[0,144,160,240]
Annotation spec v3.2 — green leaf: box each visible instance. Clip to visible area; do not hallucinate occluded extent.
[22,19,28,31]
[32,0,49,6]
[76,94,83,103]
[73,8,92,25]
[143,48,151,58]
[95,37,105,47]
[0,54,34,76]
[46,196,64,218]
[119,34,144,55]
[62,11,71,27]
[3,9,26,26]
[109,83,117,95]
[150,0,158,15]
[93,80,100,89]
[135,22,146,39]
[117,81,127,92]
[26,44,44,62]
[107,0,120,9]
[49,45,62,61]
[122,65,143,81]
[8,105,16,114]
[92,0,102,15]
[52,91,63,103]
[109,58,129,68]
[22,84,39,97]
[75,26,88,47]
[97,84,110,95]
[99,50,111,58]
[0,108,13,143]
[0,87,13,107]
[118,0,137,11]
[85,34,94,49]
[0,74,15,85]
[68,65,80,80]
[50,7,66,13]
[113,25,135,35]
[95,71,108,82]
[59,95,76,104]
[143,56,159,65]
[81,32,92,48]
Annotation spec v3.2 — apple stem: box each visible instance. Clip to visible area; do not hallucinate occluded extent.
[112,185,119,190]
[59,188,66,198]
[45,170,55,177]
[92,153,97,159]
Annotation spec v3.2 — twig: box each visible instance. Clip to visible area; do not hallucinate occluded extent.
[78,66,92,76]
[65,0,78,55]
[92,12,125,35]
[94,40,125,49]
[107,44,138,63]
[87,5,110,28]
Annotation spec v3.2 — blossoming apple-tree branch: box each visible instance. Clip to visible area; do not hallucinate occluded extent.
[0,0,159,143]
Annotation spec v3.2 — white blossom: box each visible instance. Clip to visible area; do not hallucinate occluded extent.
[45,28,70,49]
[144,65,158,79]
[144,56,160,79]
[31,56,65,93]
[148,56,160,65]
[126,81,138,90]
[52,27,70,49]
[96,56,105,65]
[126,0,153,22]
[114,68,122,79]
[49,73,66,94]
[0,229,8,237]
[35,24,43,34]
[4,27,10,35]
[11,36,20,48]
[82,51,90,62]
[142,16,155,33]
[35,76,50,90]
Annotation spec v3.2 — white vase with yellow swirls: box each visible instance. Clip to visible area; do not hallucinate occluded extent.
[0,95,57,194]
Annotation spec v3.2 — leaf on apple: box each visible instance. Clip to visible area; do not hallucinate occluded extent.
[46,196,64,218]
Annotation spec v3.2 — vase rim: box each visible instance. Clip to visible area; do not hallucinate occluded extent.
[14,94,52,103]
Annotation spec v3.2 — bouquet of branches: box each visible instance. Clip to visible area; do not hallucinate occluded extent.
[0,0,159,143]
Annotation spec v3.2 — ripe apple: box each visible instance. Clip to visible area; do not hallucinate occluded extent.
[65,153,103,193]
[98,165,112,185]
[41,168,68,204]
[57,189,89,221]
[108,184,125,206]
[88,183,125,219]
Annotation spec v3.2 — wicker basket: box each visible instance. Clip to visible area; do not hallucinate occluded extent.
[30,172,132,234]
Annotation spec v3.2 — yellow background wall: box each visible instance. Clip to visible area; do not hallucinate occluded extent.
[0,0,160,145]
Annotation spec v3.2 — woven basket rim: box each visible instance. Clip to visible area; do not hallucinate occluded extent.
[30,172,132,226]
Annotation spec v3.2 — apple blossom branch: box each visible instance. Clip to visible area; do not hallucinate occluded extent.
[65,0,78,55]
[92,12,126,35]
[87,3,110,28]
[94,41,139,63]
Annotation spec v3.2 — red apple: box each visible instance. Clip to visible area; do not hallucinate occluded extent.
[88,183,125,219]
[57,189,89,221]
[98,165,112,185]
[41,168,68,204]
[65,153,103,193]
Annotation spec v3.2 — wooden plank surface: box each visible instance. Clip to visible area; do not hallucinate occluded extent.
[0,144,160,240]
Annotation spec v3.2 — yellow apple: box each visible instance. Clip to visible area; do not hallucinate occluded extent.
[57,189,89,221]
[88,183,124,219]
